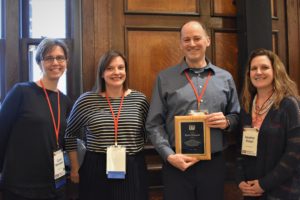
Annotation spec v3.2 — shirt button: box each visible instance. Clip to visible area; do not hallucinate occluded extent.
[200,99,204,103]
[199,85,202,88]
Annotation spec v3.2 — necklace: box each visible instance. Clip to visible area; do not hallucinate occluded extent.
[252,91,275,128]
[253,92,275,115]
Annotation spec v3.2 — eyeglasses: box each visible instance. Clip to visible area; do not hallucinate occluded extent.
[42,56,67,63]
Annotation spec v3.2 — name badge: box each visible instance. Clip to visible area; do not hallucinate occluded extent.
[53,149,66,188]
[241,128,259,156]
[106,145,126,179]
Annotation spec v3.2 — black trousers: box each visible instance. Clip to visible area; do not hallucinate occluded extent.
[2,189,65,200]
[79,151,148,200]
[163,152,225,200]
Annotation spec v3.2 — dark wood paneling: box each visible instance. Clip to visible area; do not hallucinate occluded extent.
[286,0,300,89]
[94,0,110,61]
[212,0,237,17]
[125,0,199,15]
[126,27,182,100]
[82,0,96,91]
[212,30,239,88]
[82,0,117,91]
[271,0,287,66]
[272,31,279,54]
[271,0,278,18]
[111,0,125,52]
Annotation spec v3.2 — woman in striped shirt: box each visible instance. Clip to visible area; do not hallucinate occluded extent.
[65,50,149,200]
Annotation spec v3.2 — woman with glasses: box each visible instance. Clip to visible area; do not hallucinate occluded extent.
[65,50,149,200]
[0,38,72,200]
[236,48,300,200]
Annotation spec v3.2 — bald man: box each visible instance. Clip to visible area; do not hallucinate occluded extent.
[146,20,240,200]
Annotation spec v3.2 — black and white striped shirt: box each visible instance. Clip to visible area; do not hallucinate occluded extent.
[65,90,149,155]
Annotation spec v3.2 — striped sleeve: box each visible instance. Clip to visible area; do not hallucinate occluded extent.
[65,92,98,151]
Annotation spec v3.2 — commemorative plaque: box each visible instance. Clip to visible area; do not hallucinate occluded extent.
[175,115,211,160]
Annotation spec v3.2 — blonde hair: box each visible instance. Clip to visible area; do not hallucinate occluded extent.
[241,48,299,113]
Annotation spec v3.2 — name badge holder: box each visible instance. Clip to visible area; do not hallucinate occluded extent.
[40,80,66,189]
[107,145,126,179]
[105,92,126,179]
[53,149,66,188]
[241,127,259,156]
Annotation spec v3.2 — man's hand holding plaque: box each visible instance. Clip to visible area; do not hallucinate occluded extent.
[205,112,230,130]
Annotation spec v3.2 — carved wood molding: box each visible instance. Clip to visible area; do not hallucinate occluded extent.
[124,0,200,16]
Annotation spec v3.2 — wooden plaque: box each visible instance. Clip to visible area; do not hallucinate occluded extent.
[175,115,211,160]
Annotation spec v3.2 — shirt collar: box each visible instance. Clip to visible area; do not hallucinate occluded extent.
[179,58,216,74]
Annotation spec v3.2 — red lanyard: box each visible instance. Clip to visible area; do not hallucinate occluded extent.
[105,92,125,146]
[40,80,60,146]
[184,70,212,110]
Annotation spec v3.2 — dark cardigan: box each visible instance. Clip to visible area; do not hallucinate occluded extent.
[236,97,300,200]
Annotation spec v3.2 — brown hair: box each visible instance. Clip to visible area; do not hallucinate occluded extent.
[95,50,128,93]
[241,48,299,113]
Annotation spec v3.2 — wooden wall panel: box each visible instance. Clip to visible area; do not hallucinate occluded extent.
[271,0,278,18]
[271,0,286,66]
[212,0,237,16]
[82,0,96,91]
[82,0,112,91]
[212,31,239,88]
[94,0,110,61]
[125,0,199,14]
[272,31,279,54]
[126,28,182,99]
[286,0,300,89]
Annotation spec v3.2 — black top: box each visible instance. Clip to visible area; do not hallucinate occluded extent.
[236,97,300,200]
[0,82,72,198]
